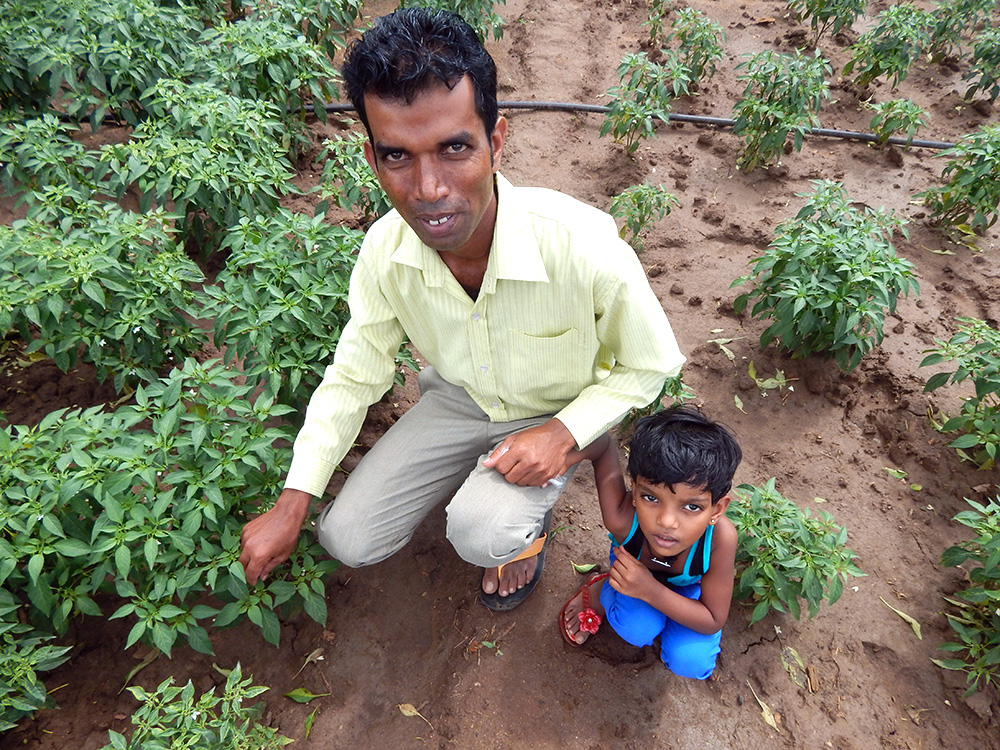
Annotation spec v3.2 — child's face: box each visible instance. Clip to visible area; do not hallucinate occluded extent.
[632,477,730,560]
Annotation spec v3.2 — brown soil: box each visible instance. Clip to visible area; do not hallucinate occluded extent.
[4,1,1000,748]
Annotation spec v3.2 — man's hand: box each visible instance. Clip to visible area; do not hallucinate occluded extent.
[239,488,313,585]
[608,544,657,602]
[481,418,577,486]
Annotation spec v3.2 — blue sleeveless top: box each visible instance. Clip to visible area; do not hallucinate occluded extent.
[609,513,713,588]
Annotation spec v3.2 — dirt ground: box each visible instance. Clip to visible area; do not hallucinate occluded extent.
[4,0,1000,748]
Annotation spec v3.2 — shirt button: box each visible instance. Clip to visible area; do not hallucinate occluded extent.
[491,402,499,408]
[480,365,488,372]
[471,313,481,321]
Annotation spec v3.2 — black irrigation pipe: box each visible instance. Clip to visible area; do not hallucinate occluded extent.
[318,100,958,151]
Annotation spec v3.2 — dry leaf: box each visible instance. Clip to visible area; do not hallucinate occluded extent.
[293,647,325,678]
[806,665,820,693]
[709,338,736,360]
[779,646,807,690]
[734,394,745,413]
[880,596,922,639]
[746,680,780,732]
[120,647,161,693]
[398,702,435,731]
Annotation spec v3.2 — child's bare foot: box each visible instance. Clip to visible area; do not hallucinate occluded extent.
[560,573,608,645]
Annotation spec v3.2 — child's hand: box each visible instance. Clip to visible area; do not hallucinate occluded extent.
[608,544,657,601]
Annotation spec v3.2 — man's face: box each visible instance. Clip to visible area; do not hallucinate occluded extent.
[362,76,506,261]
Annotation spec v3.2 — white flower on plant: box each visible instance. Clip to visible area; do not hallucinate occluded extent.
[99,339,107,347]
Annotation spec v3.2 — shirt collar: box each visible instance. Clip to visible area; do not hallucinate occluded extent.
[389,173,550,292]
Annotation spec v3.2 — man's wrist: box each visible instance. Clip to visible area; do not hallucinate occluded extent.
[544,417,578,453]
[275,487,314,524]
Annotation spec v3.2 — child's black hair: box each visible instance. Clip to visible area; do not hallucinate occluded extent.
[627,405,742,503]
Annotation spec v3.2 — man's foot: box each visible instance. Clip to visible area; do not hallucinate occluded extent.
[481,555,538,598]
[560,573,608,646]
[480,512,552,612]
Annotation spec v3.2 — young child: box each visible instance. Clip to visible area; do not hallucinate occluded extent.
[559,405,742,680]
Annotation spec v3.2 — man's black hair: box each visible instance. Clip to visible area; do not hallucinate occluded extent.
[627,405,742,503]
[341,7,499,142]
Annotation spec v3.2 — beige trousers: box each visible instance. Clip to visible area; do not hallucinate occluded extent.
[315,367,575,568]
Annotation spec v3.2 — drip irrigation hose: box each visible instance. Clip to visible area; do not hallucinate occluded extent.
[317,100,957,151]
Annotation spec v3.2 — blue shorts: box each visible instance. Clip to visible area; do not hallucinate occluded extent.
[599,565,722,680]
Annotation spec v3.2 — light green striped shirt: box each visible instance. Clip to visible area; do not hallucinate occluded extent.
[286,174,684,497]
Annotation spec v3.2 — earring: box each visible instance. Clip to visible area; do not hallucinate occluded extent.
[709,519,716,525]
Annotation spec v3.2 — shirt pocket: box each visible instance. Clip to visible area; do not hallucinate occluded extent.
[505,327,590,403]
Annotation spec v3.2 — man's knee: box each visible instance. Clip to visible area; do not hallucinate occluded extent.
[316,504,389,568]
[445,501,525,567]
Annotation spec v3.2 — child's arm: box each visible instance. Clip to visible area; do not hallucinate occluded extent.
[608,516,737,635]
[566,432,632,540]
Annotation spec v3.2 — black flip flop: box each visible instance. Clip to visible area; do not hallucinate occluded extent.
[480,510,552,612]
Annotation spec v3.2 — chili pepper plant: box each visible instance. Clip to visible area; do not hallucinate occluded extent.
[732,180,918,372]
[732,49,831,172]
[934,498,1000,697]
[922,317,1000,470]
[728,478,865,625]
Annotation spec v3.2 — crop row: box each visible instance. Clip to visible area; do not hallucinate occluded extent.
[0,0,998,738]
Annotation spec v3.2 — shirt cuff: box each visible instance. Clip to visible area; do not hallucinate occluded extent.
[284,453,339,499]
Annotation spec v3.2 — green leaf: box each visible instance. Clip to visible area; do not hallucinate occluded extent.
[949,434,983,449]
[284,687,330,704]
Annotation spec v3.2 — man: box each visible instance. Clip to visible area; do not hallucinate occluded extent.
[239,8,684,611]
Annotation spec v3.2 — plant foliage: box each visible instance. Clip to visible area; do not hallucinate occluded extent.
[964,28,1000,103]
[733,180,918,371]
[843,4,935,89]
[728,478,865,625]
[864,97,926,147]
[206,210,361,413]
[928,0,997,61]
[0,0,204,125]
[0,115,99,203]
[732,49,831,171]
[786,0,866,45]
[609,181,679,251]
[0,593,72,732]
[100,79,295,249]
[934,498,1000,697]
[642,0,675,46]
[399,0,506,41]
[0,359,337,657]
[921,317,1000,470]
[101,663,292,750]
[317,131,393,224]
[918,123,1000,236]
[259,0,363,59]
[601,53,677,154]
[184,10,339,128]
[0,205,206,391]
[665,7,726,83]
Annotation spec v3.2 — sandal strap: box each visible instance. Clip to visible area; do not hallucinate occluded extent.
[496,532,546,580]
[581,572,609,610]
